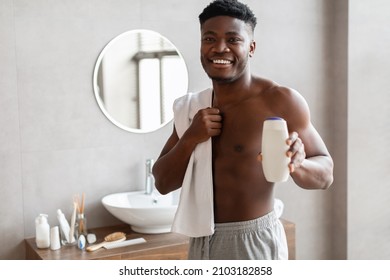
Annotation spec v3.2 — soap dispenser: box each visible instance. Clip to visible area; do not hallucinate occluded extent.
[35,214,50,249]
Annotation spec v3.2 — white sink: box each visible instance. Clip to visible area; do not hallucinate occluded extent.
[102,191,178,234]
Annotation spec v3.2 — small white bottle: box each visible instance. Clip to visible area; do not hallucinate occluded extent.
[57,209,75,244]
[35,214,50,249]
[50,226,61,250]
[261,117,290,183]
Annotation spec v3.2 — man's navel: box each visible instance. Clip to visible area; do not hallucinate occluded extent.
[234,144,244,153]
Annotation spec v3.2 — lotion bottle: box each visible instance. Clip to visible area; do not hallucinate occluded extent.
[35,214,50,249]
[261,117,290,183]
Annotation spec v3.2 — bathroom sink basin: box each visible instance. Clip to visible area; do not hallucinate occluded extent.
[102,191,178,234]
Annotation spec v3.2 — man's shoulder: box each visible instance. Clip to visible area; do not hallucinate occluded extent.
[258,79,302,102]
[254,77,309,116]
[252,76,295,97]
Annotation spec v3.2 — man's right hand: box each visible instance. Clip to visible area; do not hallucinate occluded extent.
[184,107,222,144]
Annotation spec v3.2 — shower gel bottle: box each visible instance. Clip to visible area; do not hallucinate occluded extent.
[261,117,290,183]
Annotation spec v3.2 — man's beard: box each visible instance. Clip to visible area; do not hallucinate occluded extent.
[208,75,238,84]
[207,65,249,84]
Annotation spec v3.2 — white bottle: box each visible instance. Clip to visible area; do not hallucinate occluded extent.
[57,209,75,244]
[261,117,290,183]
[35,214,50,249]
[50,226,61,250]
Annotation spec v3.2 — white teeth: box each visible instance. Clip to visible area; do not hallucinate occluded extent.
[213,59,232,64]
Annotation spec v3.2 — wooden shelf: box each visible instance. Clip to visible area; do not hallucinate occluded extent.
[25,224,189,260]
[25,219,295,260]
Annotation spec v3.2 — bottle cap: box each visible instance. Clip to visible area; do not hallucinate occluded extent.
[266,117,284,121]
[264,117,287,130]
[36,214,48,224]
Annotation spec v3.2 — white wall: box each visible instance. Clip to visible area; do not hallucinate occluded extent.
[2,0,388,260]
[348,0,390,259]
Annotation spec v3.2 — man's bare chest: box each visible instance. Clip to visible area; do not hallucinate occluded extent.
[212,105,269,156]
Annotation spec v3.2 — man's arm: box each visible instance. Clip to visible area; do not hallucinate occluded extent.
[287,125,334,190]
[153,108,222,194]
[277,87,334,190]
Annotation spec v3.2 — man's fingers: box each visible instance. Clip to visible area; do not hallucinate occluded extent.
[286,131,298,146]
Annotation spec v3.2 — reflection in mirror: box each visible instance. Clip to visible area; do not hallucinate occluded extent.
[93,30,188,133]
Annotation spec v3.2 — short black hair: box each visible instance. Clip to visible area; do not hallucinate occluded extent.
[199,0,257,31]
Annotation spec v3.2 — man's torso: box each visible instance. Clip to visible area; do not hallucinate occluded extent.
[212,78,283,222]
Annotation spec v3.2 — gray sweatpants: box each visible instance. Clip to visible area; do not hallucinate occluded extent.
[188,211,288,260]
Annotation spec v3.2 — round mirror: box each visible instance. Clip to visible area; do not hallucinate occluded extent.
[93,29,189,133]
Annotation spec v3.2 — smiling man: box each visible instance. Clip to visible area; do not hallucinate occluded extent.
[152,0,333,260]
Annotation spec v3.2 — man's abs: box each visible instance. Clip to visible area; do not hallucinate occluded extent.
[212,156,275,222]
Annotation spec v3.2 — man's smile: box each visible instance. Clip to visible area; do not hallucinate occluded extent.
[212,59,233,65]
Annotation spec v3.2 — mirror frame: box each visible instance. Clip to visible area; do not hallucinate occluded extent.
[93,29,188,133]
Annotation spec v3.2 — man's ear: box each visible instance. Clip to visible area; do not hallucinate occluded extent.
[249,40,256,57]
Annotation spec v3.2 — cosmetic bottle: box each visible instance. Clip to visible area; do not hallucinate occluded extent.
[50,226,61,250]
[261,117,290,183]
[35,214,50,249]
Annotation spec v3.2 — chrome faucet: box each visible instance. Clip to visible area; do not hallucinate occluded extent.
[145,159,155,195]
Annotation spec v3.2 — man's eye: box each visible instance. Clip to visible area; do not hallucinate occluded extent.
[228,37,241,43]
[202,37,215,42]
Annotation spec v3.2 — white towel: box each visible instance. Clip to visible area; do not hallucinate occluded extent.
[171,88,214,237]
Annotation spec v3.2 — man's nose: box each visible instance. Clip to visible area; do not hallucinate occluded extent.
[213,39,230,53]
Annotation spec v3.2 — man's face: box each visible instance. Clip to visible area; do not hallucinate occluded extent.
[200,16,255,83]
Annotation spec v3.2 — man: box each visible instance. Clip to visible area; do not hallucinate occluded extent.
[152,0,333,260]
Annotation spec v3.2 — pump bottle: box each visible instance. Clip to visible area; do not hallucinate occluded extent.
[35,214,50,249]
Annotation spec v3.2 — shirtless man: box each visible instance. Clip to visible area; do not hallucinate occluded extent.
[152,0,333,260]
